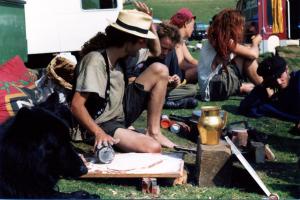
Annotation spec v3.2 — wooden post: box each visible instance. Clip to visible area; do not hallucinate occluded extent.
[196,139,232,187]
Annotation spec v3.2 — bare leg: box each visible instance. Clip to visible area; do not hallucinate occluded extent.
[114,128,161,153]
[184,67,198,84]
[180,60,198,84]
[135,63,176,148]
[243,59,263,85]
[234,57,263,85]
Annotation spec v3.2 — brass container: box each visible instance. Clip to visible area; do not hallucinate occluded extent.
[197,106,227,145]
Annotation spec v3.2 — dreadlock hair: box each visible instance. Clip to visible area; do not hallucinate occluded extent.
[208,9,245,61]
[80,25,141,58]
[156,22,181,44]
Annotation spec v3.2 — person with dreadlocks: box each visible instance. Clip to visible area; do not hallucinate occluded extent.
[197,8,263,101]
[71,3,176,153]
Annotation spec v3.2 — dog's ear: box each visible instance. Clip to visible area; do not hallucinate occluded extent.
[6,107,36,138]
[38,92,60,110]
[46,92,60,105]
[13,107,34,128]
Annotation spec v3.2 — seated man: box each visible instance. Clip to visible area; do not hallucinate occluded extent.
[239,55,300,132]
[127,22,198,109]
[71,5,176,152]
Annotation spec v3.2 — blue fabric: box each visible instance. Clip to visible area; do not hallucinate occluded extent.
[164,49,185,80]
[126,49,185,80]
[239,71,300,122]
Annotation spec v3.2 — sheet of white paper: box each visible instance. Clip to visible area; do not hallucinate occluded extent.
[85,153,183,176]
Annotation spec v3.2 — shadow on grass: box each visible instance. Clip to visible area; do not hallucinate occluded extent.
[231,164,266,195]
[265,132,300,155]
[231,162,300,198]
[270,184,300,198]
[255,161,300,183]
[221,104,239,115]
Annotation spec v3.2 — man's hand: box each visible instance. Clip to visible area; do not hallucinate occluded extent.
[134,1,153,16]
[94,131,120,151]
[168,74,181,88]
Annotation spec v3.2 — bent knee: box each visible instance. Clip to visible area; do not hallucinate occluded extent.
[148,63,169,78]
[145,142,161,153]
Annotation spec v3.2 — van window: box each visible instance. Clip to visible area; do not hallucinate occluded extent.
[82,0,118,9]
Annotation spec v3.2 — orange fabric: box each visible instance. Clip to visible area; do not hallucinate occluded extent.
[272,0,284,33]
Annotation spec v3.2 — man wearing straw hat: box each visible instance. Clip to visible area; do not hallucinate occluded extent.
[71,3,176,153]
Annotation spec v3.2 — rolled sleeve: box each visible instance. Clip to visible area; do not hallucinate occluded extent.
[76,52,107,99]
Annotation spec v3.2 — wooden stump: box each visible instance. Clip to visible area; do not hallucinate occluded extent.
[196,139,232,187]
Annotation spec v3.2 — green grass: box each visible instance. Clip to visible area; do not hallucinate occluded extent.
[124,0,237,23]
[58,1,300,199]
[60,95,300,199]
[59,50,300,199]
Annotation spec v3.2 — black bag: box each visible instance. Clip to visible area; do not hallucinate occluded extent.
[209,64,242,101]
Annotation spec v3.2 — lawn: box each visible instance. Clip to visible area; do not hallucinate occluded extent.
[58,1,300,199]
[125,0,237,23]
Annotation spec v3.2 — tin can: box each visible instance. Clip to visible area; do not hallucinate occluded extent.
[95,145,115,164]
[170,123,181,134]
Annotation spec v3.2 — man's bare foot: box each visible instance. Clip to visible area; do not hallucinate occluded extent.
[128,125,135,131]
[146,132,176,148]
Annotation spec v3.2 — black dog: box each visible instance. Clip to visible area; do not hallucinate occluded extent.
[0,93,98,198]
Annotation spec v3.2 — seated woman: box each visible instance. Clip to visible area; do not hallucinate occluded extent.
[197,9,263,101]
[239,55,300,132]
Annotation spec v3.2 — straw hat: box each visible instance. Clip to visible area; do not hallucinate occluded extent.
[110,9,156,39]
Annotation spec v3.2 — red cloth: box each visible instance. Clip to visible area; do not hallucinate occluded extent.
[0,56,37,123]
[170,8,196,28]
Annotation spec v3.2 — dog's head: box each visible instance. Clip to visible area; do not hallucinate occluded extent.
[36,92,75,128]
[0,104,87,197]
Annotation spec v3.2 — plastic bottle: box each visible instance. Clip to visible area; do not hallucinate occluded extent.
[160,115,172,128]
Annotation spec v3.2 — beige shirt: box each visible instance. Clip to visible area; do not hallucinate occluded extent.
[75,51,125,123]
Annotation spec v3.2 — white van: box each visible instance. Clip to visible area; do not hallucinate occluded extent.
[25,0,123,55]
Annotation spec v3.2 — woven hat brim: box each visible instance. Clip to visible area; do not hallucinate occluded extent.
[110,23,157,39]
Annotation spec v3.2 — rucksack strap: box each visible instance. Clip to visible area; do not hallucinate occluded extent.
[92,50,110,119]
